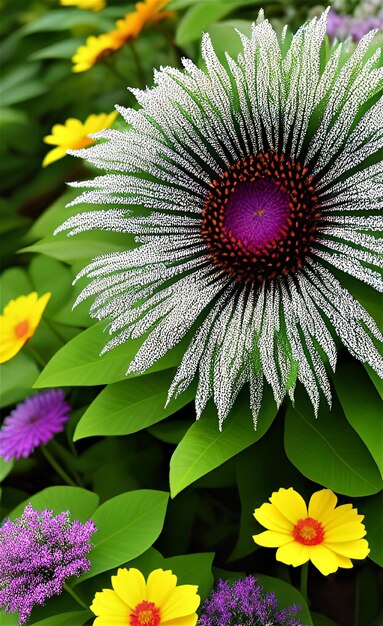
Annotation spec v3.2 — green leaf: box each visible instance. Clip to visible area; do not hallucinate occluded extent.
[29,39,85,61]
[176,2,238,46]
[285,390,382,496]
[364,363,383,400]
[29,612,90,626]
[22,9,114,33]
[360,492,383,567]
[0,267,33,309]
[74,369,195,440]
[311,612,339,626]
[9,486,99,522]
[28,256,73,317]
[34,321,190,387]
[170,387,277,497]
[0,352,39,408]
[77,490,169,582]
[334,362,383,478]
[0,457,14,482]
[207,20,252,59]
[256,574,313,626]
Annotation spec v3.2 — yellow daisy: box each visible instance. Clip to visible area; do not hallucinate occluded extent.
[252,488,370,576]
[0,292,51,364]
[112,0,173,46]
[43,111,117,166]
[60,0,106,10]
[90,567,200,626]
[72,33,120,73]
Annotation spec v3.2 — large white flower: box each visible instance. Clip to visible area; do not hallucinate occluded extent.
[58,11,383,427]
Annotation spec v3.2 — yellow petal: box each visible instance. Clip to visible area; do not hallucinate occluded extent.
[269,488,307,524]
[254,502,294,533]
[325,521,366,542]
[146,569,177,608]
[43,147,67,166]
[275,541,310,567]
[162,614,198,626]
[252,530,293,548]
[308,489,337,521]
[323,538,370,560]
[324,504,363,531]
[90,588,131,619]
[112,568,147,609]
[308,544,346,575]
[160,585,200,621]
[0,336,25,363]
[93,618,127,626]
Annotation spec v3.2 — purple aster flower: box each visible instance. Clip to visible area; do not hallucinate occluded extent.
[0,504,96,624]
[0,389,70,461]
[327,8,383,42]
[198,576,304,626]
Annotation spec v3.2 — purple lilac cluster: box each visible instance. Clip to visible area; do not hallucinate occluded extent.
[198,576,304,626]
[0,389,70,461]
[327,8,383,42]
[0,504,96,624]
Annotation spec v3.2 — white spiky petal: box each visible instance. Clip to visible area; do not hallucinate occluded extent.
[57,11,383,427]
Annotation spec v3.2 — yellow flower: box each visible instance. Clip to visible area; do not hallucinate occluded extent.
[112,0,173,46]
[43,111,117,166]
[60,0,106,10]
[0,292,51,364]
[90,567,200,626]
[72,33,120,73]
[252,488,370,576]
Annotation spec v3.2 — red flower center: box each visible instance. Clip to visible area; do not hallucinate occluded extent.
[14,319,29,339]
[293,517,324,545]
[130,601,161,626]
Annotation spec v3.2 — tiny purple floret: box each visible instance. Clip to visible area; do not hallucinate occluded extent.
[0,389,70,461]
[0,504,96,624]
[198,576,305,626]
[327,8,383,42]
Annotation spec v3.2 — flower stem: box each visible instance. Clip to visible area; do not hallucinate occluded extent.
[300,562,309,605]
[25,343,46,368]
[129,42,145,89]
[41,445,78,487]
[63,582,90,611]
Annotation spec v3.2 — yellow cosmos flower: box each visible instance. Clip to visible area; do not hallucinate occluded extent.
[0,292,51,364]
[72,33,120,73]
[90,567,200,626]
[112,0,173,46]
[252,487,370,576]
[43,111,117,166]
[61,0,106,10]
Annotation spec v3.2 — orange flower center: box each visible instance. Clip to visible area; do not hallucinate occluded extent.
[14,319,29,339]
[130,601,161,626]
[293,517,324,545]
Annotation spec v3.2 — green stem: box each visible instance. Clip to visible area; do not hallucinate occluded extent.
[41,445,78,487]
[25,343,46,368]
[300,562,309,605]
[50,440,85,488]
[129,42,145,89]
[101,57,128,83]
[63,582,90,611]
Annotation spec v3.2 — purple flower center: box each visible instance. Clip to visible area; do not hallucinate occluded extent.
[223,178,290,248]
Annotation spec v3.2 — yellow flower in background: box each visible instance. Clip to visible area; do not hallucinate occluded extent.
[0,293,51,364]
[43,111,117,166]
[90,567,200,626]
[72,33,119,73]
[252,488,369,576]
[61,0,106,10]
[112,0,173,46]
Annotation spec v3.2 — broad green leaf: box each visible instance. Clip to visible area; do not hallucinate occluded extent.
[311,613,339,626]
[364,363,383,400]
[334,362,383,478]
[176,2,238,45]
[0,457,14,482]
[0,267,33,308]
[256,575,313,626]
[170,387,277,497]
[285,391,382,496]
[22,9,114,33]
[28,256,73,317]
[76,490,169,582]
[9,486,99,522]
[30,612,90,626]
[34,321,190,387]
[360,492,383,567]
[148,420,192,444]
[0,352,39,408]
[74,369,195,440]
[29,39,85,61]
[207,20,252,59]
